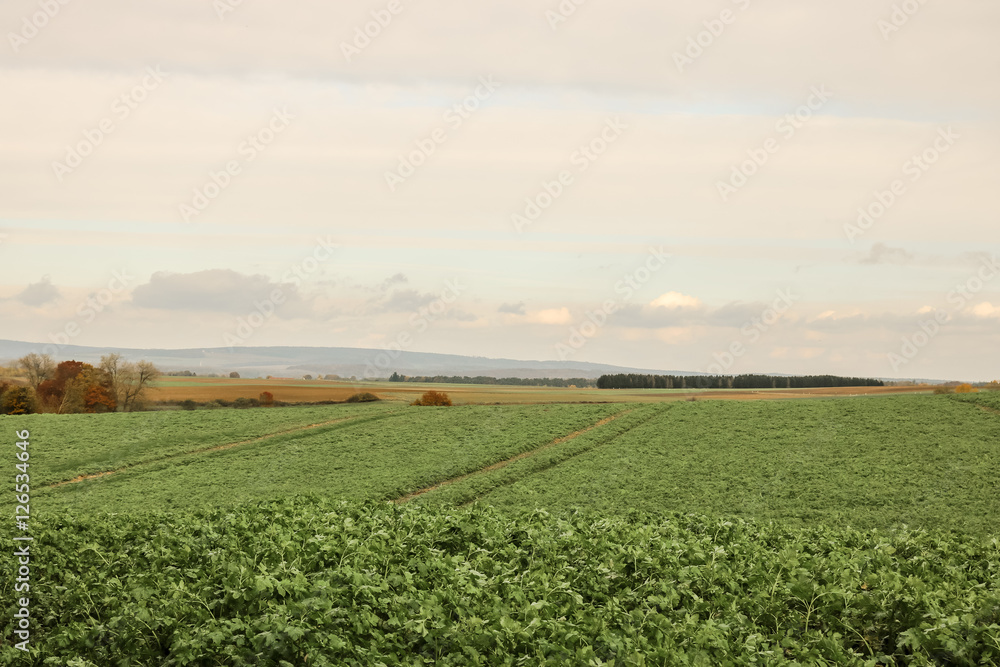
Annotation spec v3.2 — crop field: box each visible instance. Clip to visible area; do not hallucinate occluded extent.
[149,376,932,406]
[3,392,999,664]
[3,499,998,665]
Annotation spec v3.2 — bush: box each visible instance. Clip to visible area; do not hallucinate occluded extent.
[933,386,955,395]
[1,386,40,415]
[179,399,198,411]
[345,392,380,403]
[230,372,241,379]
[233,397,260,409]
[411,391,452,406]
[259,391,275,407]
[955,383,978,394]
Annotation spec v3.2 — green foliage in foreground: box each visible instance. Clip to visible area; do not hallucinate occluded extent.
[2,498,998,666]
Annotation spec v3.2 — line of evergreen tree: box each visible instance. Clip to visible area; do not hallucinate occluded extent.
[596,373,884,390]
[387,372,596,388]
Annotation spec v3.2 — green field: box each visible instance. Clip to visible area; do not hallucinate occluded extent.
[2,393,999,664]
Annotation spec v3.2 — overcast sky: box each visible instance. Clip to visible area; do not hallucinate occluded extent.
[1,0,997,380]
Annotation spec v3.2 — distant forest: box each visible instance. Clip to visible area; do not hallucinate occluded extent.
[387,373,596,388]
[597,374,884,390]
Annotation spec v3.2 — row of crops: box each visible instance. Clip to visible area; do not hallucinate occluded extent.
[2,498,998,665]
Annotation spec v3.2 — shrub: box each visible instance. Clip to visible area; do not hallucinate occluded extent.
[411,391,452,406]
[955,383,978,394]
[233,397,260,409]
[230,372,241,379]
[1,386,40,415]
[345,392,380,403]
[259,391,275,407]
[933,386,954,395]
[179,399,198,411]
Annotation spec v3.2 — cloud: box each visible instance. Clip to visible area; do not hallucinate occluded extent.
[15,276,60,306]
[498,301,526,315]
[859,243,914,265]
[528,308,573,325]
[131,270,306,315]
[972,302,1000,318]
[374,289,435,313]
[650,292,701,309]
[377,273,408,291]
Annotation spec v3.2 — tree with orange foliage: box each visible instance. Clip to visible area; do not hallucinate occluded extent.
[37,360,117,413]
[955,383,978,394]
[259,391,275,407]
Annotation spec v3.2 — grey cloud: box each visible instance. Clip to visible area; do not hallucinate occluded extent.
[131,270,308,316]
[15,276,60,306]
[859,244,914,265]
[498,302,526,315]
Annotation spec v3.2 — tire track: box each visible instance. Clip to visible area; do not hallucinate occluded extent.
[459,406,665,507]
[44,410,401,489]
[394,409,634,504]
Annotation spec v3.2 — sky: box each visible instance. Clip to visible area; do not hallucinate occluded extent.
[1,0,998,380]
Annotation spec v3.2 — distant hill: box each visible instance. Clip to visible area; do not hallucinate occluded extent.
[0,340,694,380]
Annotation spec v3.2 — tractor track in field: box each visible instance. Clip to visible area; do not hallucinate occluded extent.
[44,411,401,489]
[977,405,1000,416]
[458,406,664,507]
[393,409,635,504]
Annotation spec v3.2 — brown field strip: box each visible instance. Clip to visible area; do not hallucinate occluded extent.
[44,413,381,489]
[393,409,633,504]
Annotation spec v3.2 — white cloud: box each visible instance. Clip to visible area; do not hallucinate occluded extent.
[972,302,1000,318]
[650,292,701,309]
[528,308,572,325]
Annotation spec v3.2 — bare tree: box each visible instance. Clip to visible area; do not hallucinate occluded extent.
[100,354,159,411]
[17,353,55,389]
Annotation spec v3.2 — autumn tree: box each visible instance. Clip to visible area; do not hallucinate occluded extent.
[35,361,115,414]
[17,353,55,389]
[37,360,86,411]
[100,354,159,412]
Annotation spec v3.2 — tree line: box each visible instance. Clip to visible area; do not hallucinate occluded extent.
[1,353,159,415]
[596,373,885,390]
[387,373,597,388]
